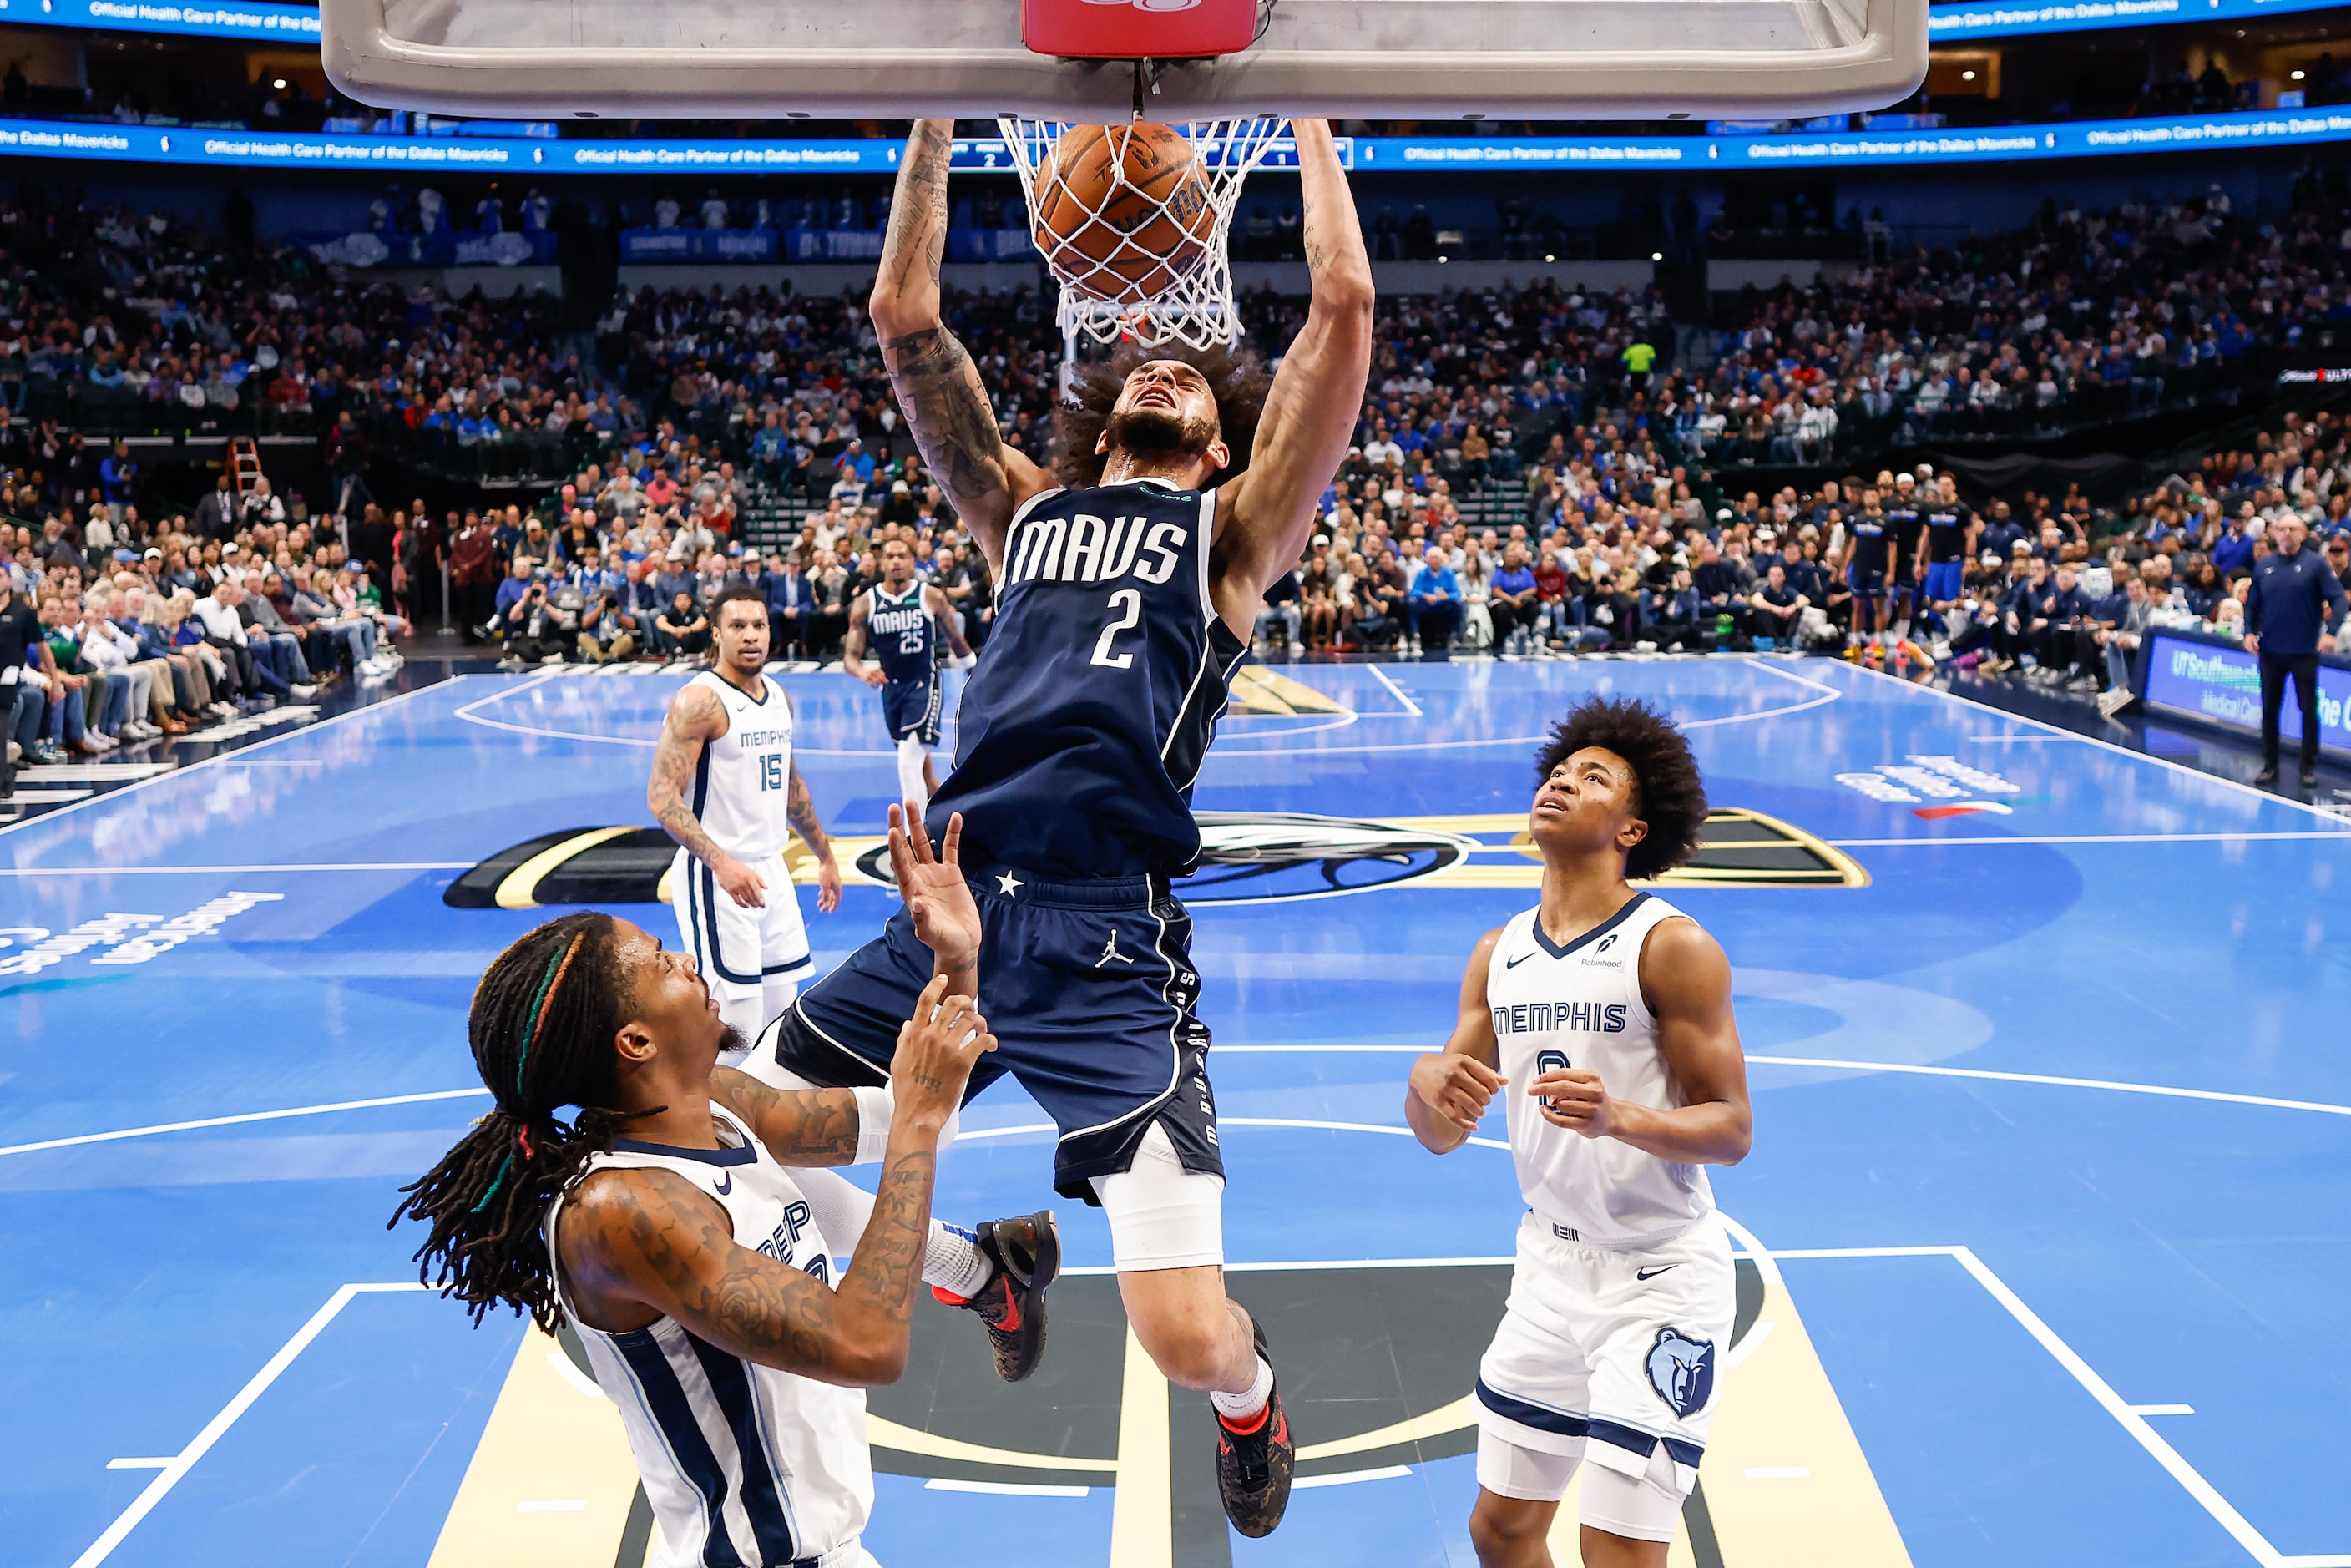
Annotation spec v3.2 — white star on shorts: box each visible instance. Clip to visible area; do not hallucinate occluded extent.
[997,871,1024,897]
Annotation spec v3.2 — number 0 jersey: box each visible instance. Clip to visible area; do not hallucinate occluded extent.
[684,670,796,863]
[930,478,1247,879]
[1487,892,1716,1247]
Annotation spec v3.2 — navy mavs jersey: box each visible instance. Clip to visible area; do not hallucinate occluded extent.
[867,583,935,683]
[929,478,1247,880]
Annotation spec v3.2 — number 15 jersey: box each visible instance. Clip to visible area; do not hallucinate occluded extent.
[685,669,796,862]
[932,478,1247,879]
[1486,892,1716,1247]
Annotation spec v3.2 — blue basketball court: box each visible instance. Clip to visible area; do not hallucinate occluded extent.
[4,655,2346,1568]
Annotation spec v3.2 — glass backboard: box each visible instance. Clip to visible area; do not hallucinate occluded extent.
[321,0,1925,123]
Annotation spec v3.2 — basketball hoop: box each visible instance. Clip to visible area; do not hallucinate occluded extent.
[999,114,1287,352]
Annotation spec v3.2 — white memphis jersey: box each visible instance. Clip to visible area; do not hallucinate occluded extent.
[548,1105,872,1567]
[686,670,796,862]
[1487,892,1715,1247]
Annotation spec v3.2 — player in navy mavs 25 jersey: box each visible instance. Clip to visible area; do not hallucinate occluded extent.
[752,115,1373,1539]
[842,536,973,817]
[1406,698,1752,1568]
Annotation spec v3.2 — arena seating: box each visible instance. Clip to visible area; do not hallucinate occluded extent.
[5,168,2346,780]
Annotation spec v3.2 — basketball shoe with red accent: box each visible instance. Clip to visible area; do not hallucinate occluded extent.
[932,1210,1059,1382]
[1214,1318,1293,1538]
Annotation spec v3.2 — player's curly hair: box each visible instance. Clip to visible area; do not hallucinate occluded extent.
[390,913,654,1333]
[1054,341,1270,490]
[1535,697,1708,881]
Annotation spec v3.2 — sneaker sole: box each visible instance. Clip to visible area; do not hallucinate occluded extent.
[979,1211,1060,1383]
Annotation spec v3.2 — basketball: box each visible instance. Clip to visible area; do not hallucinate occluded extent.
[1031,120,1218,302]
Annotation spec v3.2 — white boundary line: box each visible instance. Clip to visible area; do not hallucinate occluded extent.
[0,1088,492,1158]
[0,862,473,877]
[67,1282,427,1568]
[1749,1243,2348,1568]
[1362,662,1424,718]
[0,678,453,840]
[5,830,2347,878]
[1847,662,2345,823]
[1826,831,2351,847]
[11,1052,2346,1161]
[450,671,660,749]
[1744,1055,2351,1117]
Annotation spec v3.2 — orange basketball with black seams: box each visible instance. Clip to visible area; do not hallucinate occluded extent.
[1032,121,1217,302]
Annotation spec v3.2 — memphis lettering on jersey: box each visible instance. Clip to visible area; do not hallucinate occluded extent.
[1492,999,1631,1036]
[1008,509,1188,586]
[755,1197,830,1283]
[733,725,790,750]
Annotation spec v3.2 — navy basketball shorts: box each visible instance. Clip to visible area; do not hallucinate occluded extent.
[759,862,1221,1201]
[1848,569,1886,596]
[1921,560,1965,603]
[879,675,943,745]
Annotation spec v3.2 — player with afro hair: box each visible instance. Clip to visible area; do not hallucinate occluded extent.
[1530,695,1709,881]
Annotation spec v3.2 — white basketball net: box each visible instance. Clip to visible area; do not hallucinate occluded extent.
[998,115,1288,352]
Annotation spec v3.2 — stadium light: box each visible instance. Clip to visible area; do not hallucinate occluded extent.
[271,77,287,89]
[2293,69,2308,80]
[1651,250,1664,260]
[1960,68,1976,80]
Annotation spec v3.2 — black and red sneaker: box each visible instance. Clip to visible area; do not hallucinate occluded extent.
[1214,1318,1293,1539]
[932,1210,1059,1383]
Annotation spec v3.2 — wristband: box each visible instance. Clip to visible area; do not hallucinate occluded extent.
[852,1084,894,1165]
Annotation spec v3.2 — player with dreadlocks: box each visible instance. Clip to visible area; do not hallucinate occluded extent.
[1404,697,1753,1568]
[394,809,1021,1568]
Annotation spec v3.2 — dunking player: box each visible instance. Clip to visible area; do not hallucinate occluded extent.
[648,584,842,1043]
[647,584,1025,1375]
[750,116,1373,1536]
[391,813,1001,1565]
[843,536,973,816]
[1405,698,1753,1568]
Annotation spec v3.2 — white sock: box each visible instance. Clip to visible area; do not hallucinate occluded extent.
[1210,1354,1275,1424]
[926,1221,996,1298]
[896,735,930,817]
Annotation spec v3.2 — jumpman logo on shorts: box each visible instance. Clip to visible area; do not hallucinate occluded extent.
[1100,930,1133,966]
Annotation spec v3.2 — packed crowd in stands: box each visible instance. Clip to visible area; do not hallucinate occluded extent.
[7,168,2350,781]
[1671,182,2332,466]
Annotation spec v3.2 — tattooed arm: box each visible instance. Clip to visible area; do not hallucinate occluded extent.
[648,681,767,909]
[870,119,1048,573]
[554,980,995,1386]
[710,1065,862,1166]
[782,690,842,913]
[927,584,973,660]
[842,590,883,688]
[1213,119,1374,640]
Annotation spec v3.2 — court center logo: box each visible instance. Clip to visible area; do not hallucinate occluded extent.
[1646,1328,1716,1419]
[445,806,1868,911]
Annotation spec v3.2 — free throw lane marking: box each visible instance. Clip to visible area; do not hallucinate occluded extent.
[1108,1323,1172,1568]
[426,1328,640,1568]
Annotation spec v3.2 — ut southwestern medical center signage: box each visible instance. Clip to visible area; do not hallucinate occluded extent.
[2142,632,2351,759]
[8,107,2351,175]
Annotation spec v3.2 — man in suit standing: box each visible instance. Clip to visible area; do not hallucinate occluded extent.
[2246,514,2349,787]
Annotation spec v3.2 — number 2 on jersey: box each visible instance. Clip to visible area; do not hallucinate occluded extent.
[1091,589,1141,670]
[1535,1048,1570,1108]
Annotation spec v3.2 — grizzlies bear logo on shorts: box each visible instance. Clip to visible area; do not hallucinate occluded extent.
[1647,1327,1716,1419]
